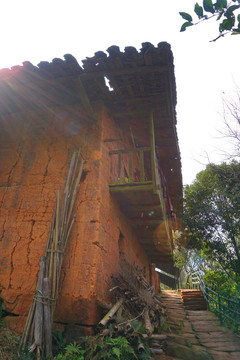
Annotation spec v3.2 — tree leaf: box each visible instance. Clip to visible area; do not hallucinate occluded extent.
[179,12,193,22]
[232,29,240,34]
[215,0,227,10]
[180,21,193,32]
[219,18,234,32]
[112,347,120,359]
[225,4,240,17]
[217,11,224,20]
[203,0,215,13]
[194,3,204,18]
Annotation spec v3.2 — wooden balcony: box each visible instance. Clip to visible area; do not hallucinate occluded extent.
[109,146,174,265]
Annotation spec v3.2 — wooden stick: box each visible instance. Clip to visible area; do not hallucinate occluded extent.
[142,334,167,340]
[143,308,153,337]
[99,298,124,326]
[19,299,36,351]
[43,278,52,358]
[34,256,46,352]
[51,190,60,301]
[20,150,85,357]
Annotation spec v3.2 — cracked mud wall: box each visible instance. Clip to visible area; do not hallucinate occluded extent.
[0,104,92,319]
[0,102,158,329]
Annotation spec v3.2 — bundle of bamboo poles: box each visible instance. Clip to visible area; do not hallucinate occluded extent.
[19,151,85,359]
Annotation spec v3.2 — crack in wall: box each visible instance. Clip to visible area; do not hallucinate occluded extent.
[0,142,23,209]
[41,140,52,195]
[0,220,6,242]
[27,219,36,271]
[9,239,20,289]
[7,143,23,184]
[92,241,107,253]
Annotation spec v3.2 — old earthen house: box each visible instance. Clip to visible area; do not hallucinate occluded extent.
[0,42,182,334]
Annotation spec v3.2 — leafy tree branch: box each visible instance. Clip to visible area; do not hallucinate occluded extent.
[180,0,240,40]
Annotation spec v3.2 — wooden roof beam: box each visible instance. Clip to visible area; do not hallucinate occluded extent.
[75,76,98,123]
[79,65,169,79]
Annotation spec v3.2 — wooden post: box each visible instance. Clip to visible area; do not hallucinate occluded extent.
[139,150,145,182]
[34,256,46,354]
[150,109,156,189]
[205,287,209,310]
[43,278,52,358]
[218,293,223,324]
[118,153,122,183]
[129,152,133,183]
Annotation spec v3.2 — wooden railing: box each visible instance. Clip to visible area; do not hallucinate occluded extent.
[109,145,173,247]
[189,271,240,330]
[109,147,152,185]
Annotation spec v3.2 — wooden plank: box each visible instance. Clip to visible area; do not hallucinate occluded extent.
[109,183,153,192]
[127,204,161,211]
[130,219,163,226]
[150,110,156,190]
[79,64,169,79]
[129,152,133,183]
[117,153,122,183]
[139,150,145,182]
[75,76,97,123]
[109,147,150,155]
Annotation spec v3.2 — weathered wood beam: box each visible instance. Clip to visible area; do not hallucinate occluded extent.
[109,147,150,155]
[127,204,161,211]
[75,76,98,123]
[150,109,156,190]
[79,64,169,79]
[130,219,163,227]
[109,183,153,192]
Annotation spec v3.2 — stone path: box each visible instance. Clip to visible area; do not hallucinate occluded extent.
[158,290,240,360]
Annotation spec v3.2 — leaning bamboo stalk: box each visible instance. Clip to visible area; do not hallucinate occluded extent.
[143,308,153,337]
[65,159,84,235]
[19,150,85,358]
[43,278,52,358]
[19,299,36,351]
[34,257,46,357]
[51,190,60,301]
[99,298,124,327]
[142,334,167,340]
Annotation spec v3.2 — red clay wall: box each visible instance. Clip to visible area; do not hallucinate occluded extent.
[0,103,159,331]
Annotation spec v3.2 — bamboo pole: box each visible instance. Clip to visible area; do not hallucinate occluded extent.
[34,256,46,354]
[143,308,153,337]
[19,151,85,358]
[99,298,124,327]
[43,278,52,358]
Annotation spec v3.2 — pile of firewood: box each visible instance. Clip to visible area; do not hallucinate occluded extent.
[98,260,167,356]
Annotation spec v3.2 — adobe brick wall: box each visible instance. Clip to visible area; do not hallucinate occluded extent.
[0,103,159,330]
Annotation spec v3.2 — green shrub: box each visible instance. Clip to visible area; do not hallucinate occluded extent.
[86,336,137,360]
[55,342,85,360]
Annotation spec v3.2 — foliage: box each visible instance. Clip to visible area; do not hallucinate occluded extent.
[85,336,137,360]
[55,342,85,360]
[220,89,240,161]
[15,350,35,360]
[53,331,67,354]
[53,333,151,360]
[184,161,240,280]
[180,0,240,40]
[203,267,240,298]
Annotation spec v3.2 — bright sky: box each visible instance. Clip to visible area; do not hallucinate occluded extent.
[1,0,239,184]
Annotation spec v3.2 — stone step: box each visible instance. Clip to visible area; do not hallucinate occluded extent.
[184,304,208,311]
